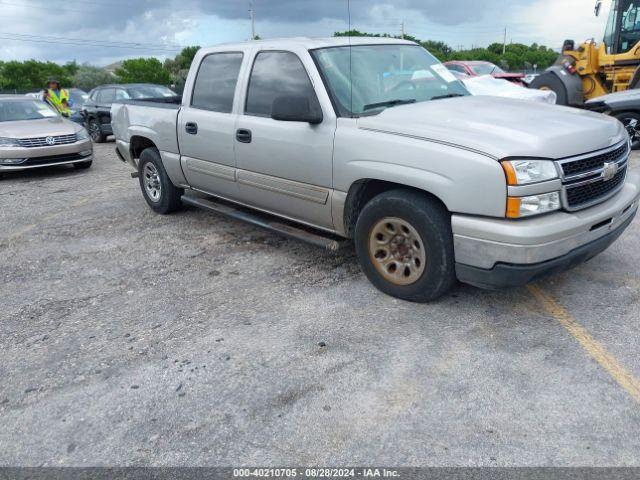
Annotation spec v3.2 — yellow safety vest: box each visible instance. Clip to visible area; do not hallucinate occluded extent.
[47,88,71,116]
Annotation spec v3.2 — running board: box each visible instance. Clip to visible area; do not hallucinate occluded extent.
[181,194,350,252]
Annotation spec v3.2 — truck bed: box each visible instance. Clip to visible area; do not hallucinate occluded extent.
[111,98,182,156]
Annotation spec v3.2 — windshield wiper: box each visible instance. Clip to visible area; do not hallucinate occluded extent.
[362,98,416,111]
[430,93,465,101]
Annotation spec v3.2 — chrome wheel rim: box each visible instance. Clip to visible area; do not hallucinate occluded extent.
[143,163,162,202]
[368,217,426,286]
[622,118,640,148]
[89,122,101,141]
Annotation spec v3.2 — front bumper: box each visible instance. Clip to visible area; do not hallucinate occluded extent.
[0,139,93,171]
[453,171,640,289]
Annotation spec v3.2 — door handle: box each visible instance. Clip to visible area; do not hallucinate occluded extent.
[185,122,198,135]
[236,128,252,143]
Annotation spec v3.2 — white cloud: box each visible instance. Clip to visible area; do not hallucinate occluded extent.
[0,0,615,64]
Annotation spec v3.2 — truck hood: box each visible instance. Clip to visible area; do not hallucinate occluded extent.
[0,116,81,138]
[357,96,626,159]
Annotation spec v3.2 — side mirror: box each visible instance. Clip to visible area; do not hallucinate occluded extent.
[271,95,323,124]
[595,0,602,17]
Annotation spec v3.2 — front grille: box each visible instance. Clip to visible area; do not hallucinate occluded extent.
[22,152,89,166]
[565,166,627,208]
[18,133,78,148]
[561,143,627,177]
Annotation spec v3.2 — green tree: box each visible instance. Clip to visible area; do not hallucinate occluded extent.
[332,30,559,71]
[164,46,200,75]
[73,64,114,91]
[0,59,75,91]
[115,58,171,85]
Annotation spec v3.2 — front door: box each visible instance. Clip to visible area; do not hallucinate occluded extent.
[178,52,244,199]
[234,50,335,229]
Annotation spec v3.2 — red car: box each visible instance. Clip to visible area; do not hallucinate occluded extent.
[444,61,526,86]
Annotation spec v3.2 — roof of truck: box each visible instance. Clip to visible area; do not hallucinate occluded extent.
[200,36,416,53]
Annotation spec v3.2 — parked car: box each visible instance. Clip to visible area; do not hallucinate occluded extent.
[462,75,557,104]
[0,95,92,173]
[445,61,526,85]
[585,89,640,150]
[83,84,177,143]
[112,37,639,302]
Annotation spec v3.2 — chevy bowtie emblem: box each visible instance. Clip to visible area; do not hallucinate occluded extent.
[45,136,56,145]
[602,162,618,181]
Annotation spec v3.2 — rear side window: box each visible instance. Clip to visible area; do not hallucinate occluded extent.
[115,89,130,100]
[97,88,115,104]
[245,51,320,117]
[191,53,243,112]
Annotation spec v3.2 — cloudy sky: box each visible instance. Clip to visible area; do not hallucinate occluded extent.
[0,0,610,66]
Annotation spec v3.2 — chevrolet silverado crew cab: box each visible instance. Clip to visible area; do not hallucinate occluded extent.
[112,37,640,302]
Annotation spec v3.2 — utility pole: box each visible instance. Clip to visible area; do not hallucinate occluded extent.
[249,4,256,40]
[503,26,507,54]
[400,21,405,39]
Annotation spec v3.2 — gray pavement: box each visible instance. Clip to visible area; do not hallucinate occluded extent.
[1,143,639,467]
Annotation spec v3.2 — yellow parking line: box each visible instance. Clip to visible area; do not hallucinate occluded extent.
[5,197,91,242]
[528,285,640,404]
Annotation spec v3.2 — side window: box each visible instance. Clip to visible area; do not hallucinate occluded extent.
[115,89,130,100]
[245,51,321,117]
[191,52,244,112]
[98,88,115,104]
[447,64,465,73]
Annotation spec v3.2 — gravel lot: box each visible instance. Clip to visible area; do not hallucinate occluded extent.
[1,142,640,467]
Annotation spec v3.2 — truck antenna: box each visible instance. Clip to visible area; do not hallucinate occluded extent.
[348,0,353,117]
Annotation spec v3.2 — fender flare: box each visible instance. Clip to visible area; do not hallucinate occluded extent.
[544,66,584,106]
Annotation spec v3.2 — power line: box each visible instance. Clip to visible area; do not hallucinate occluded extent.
[0,35,183,52]
[0,32,185,51]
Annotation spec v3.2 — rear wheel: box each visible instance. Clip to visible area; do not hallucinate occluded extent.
[354,189,456,302]
[88,118,105,143]
[138,148,183,214]
[530,72,568,106]
[613,112,640,150]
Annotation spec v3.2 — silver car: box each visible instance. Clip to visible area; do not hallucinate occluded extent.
[0,95,93,173]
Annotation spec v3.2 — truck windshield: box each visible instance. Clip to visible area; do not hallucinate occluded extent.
[312,44,469,117]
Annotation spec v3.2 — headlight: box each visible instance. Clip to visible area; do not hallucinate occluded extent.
[76,129,90,141]
[0,137,21,147]
[502,159,558,185]
[507,192,561,218]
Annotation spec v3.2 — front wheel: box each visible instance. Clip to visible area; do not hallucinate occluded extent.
[354,189,456,302]
[614,112,640,150]
[530,72,568,106]
[73,160,92,170]
[138,148,183,214]
[88,118,106,143]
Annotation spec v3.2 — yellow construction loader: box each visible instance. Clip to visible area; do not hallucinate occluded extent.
[531,0,640,106]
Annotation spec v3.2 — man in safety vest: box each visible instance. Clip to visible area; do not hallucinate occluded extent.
[42,78,71,117]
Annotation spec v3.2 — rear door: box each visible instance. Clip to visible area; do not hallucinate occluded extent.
[178,52,244,198]
[234,50,336,229]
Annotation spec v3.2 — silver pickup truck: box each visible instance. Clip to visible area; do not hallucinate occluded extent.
[112,37,640,302]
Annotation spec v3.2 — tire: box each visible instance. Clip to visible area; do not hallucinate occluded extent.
[354,189,456,302]
[88,118,106,143]
[73,161,92,170]
[530,72,568,106]
[613,112,640,150]
[138,147,183,214]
